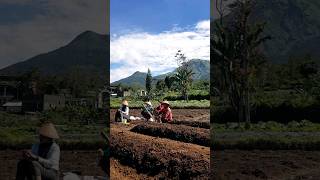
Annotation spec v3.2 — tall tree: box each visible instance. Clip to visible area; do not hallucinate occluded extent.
[174,50,195,101]
[212,0,270,126]
[145,68,152,98]
[164,76,175,90]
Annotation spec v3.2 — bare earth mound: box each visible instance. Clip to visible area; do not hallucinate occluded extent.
[111,126,210,179]
[131,122,210,146]
[110,158,153,180]
[172,120,210,129]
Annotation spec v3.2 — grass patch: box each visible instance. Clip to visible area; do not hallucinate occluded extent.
[212,120,320,132]
[212,136,320,150]
[211,121,320,150]
[0,111,109,150]
[111,98,209,109]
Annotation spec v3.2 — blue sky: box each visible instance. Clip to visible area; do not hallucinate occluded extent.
[111,0,210,35]
[110,0,210,82]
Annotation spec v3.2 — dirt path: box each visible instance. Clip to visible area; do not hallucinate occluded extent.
[0,150,105,179]
[212,150,320,180]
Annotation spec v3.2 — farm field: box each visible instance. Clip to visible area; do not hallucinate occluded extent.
[110,108,210,179]
[212,150,320,180]
[0,111,108,178]
[110,108,210,123]
[110,98,210,109]
[0,150,105,179]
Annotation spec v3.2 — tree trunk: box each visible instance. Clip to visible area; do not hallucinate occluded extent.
[244,87,250,123]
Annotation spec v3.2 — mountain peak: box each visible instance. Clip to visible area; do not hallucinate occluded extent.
[70,31,104,44]
[111,60,209,86]
[133,71,145,75]
[0,31,109,76]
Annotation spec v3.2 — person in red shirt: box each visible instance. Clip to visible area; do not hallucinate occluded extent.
[155,101,173,123]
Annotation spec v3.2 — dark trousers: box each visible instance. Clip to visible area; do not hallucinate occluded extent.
[16,159,59,180]
[115,111,121,122]
[115,111,130,122]
[141,111,151,120]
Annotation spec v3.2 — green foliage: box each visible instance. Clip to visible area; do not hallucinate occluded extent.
[0,111,107,149]
[212,136,320,150]
[62,105,99,125]
[212,121,320,150]
[174,50,195,101]
[213,120,320,133]
[110,97,209,109]
[145,68,152,98]
[212,0,270,123]
[164,76,175,90]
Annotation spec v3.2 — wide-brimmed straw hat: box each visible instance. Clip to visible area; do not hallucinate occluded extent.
[122,100,128,106]
[161,101,170,106]
[39,122,59,139]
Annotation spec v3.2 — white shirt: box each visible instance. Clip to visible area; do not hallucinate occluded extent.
[31,142,60,171]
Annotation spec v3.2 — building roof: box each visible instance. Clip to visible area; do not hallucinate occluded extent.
[0,81,20,87]
[3,101,22,107]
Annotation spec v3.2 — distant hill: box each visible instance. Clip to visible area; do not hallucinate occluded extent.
[0,31,109,76]
[112,59,209,87]
[112,71,148,88]
[213,0,320,63]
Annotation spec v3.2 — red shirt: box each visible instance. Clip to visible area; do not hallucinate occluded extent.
[157,106,173,123]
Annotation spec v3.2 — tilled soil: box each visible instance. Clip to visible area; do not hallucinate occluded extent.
[110,158,153,180]
[110,124,210,179]
[131,122,210,146]
[110,108,210,123]
[212,150,320,180]
[172,119,210,129]
[0,150,105,179]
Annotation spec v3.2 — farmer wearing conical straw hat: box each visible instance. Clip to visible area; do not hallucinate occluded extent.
[115,99,130,123]
[155,100,173,123]
[16,122,60,180]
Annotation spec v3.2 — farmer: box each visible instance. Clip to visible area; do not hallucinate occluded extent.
[115,100,130,122]
[16,122,60,180]
[141,99,154,121]
[155,100,173,123]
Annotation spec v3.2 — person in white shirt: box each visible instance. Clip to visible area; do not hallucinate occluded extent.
[115,100,130,122]
[16,122,60,180]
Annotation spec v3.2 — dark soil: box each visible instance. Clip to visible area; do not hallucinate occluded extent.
[110,158,153,180]
[131,122,210,146]
[110,125,210,179]
[0,150,105,179]
[172,119,210,129]
[110,109,209,123]
[212,150,320,180]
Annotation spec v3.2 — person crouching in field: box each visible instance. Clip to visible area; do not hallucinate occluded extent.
[115,100,130,122]
[141,100,154,121]
[155,101,173,123]
[16,122,60,180]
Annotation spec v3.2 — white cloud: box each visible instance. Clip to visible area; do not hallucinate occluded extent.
[110,20,210,82]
